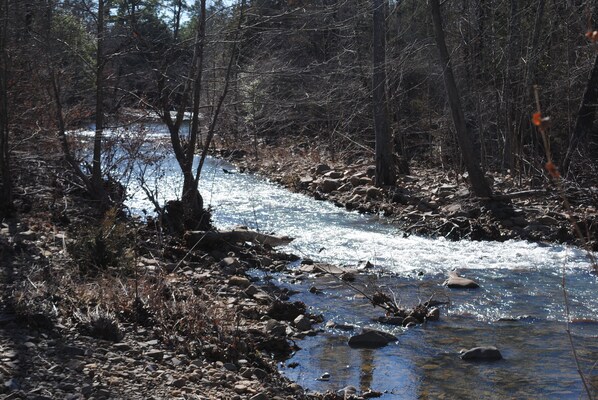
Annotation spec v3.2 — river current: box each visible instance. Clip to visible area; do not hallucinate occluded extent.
[88,125,598,398]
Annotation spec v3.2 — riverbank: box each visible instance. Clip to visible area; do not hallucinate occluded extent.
[215,136,598,251]
[0,140,328,399]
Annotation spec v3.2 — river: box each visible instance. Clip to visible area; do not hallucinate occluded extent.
[110,125,598,399]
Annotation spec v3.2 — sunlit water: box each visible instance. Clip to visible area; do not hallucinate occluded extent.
[85,125,598,398]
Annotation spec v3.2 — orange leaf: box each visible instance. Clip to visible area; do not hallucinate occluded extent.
[532,112,542,126]
[545,161,561,178]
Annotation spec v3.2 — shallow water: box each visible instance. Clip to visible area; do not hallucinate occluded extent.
[113,125,598,398]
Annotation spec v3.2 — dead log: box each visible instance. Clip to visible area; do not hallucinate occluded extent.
[185,229,294,247]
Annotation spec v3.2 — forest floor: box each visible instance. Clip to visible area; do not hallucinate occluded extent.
[215,135,598,252]
[0,138,346,400]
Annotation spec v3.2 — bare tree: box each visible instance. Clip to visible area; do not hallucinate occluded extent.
[372,0,396,186]
[0,0,11,216]
[430,0,492,198]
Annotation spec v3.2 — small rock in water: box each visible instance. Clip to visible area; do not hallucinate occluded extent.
[316,372,331,381]
[426,307,440,321]
[293,315,312,332]
[444,271,479,289]
[460,346,503,361]
[309,286,321,294]
[348,328,397,348]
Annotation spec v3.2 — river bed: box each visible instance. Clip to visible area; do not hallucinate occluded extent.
[114,126,598,398]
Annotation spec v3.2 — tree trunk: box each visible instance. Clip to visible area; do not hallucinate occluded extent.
[372,0,395,187]
[0,0,12,217]
[92,0,109,203]
[430,0,492,198]
[503,0,520,171]
[562,53,598,174]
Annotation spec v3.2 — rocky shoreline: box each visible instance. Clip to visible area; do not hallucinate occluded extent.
[216,138,598,251]
[0,144,330,399]
[2,132,596,400]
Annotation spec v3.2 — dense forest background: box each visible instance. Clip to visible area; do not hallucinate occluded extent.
[1,0,597,219]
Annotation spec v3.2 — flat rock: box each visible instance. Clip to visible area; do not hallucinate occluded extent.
[348,329,397,348]
[460,346,503,361]
[445,271,479,289]
[229,275,251,288]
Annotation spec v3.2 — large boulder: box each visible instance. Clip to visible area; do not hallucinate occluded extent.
[460,346,503,361]
[348,328,397,348]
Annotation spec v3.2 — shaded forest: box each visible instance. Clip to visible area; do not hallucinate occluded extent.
[1,0,598,218]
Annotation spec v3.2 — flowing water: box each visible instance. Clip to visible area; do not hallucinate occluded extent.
[105,125,598,398]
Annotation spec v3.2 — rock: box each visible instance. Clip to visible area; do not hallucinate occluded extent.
[315,164,331,175]
[348,329,397,348]
[363,389,383,398]
[293,315,312,332]
[426,307,440,321]
[366,187,383,200]
[219,257,242,274]
[229,275,251,288]
[324,170,343,179]
[325,321,355,331]
[338,183,352,192]
[223,362,237,371]
[145,349,164,360]
[252,368,268,380]
[340,272,355,282]
[365,166,377,178]
[299,176,314,188]
[318,178,341,194]
[316,372,330,381]
[169,378,186,388]
[352,186,368,196]
[250,393,269,400]
[460,346,503,361]
[265,320,287,336]
[309,286,321,294]
[444,271,479,289]
[267,300,306,321]
[244,285,259,297]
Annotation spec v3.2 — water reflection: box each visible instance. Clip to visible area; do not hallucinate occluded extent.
[358,348,374,391]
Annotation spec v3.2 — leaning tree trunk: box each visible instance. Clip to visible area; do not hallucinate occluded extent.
[92,0,109,204]
[0,0,11,217]
[430,0,492,198]
[562,53,598,174]
[372,0,396,187]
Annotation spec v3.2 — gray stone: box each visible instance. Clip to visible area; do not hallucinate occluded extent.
[318,178,341,194]
[427,307,440,321]
[293,315,312,332]
[244,285,259,297]
[229,275,251,288]
[145,349,164,360]
[445,272,479,289]
[348,329,397,348]
[366,186,383,200]
[460,346,503,361]
[315,164,331,175]
[223,362,237,371]
[252,368,268,380]
[324,170,343,179]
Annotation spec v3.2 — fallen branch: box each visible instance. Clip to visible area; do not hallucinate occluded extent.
[185,229,294,247]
